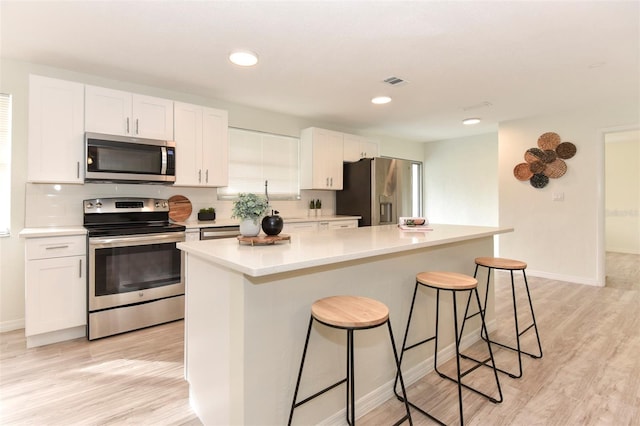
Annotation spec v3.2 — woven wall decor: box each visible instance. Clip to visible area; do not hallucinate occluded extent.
[513,131,577,188]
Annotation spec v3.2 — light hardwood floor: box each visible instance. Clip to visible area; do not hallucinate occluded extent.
[1,265,639,425]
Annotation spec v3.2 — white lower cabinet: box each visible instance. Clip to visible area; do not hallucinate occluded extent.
[24,235,87,347]
[282,221,318,234]
[319,219,358,230]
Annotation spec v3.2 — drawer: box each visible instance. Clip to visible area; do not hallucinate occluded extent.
[26,235,86,260]
[282,222,318,233]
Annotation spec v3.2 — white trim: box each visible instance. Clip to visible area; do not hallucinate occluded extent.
[0,318,25,333]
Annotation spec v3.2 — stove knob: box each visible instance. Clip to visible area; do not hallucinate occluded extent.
[95,202,102,208]
[86,202,93,209]
[155,202,160,208]
[162,202,168,208]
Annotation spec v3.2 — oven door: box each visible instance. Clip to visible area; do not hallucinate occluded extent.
[88,232,185,311]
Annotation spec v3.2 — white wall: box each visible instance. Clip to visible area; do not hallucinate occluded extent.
[605,130,640,254]
[424,133,499,226]
[498,106,639,286]
[0,58,425,330]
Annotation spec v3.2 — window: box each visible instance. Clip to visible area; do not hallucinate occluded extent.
[218,127,300,200]
[411,161,423,217]
[0,93,11,236]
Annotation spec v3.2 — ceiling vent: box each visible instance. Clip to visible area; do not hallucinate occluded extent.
[382,76,408,86]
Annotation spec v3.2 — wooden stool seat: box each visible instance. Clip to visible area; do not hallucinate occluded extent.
[311,296,389,329]
[475,257,527,270]
[416,271,478,290]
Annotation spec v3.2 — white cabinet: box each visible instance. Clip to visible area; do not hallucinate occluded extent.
[28,75,85,183]
[85,85,174,140]
[319,219,358,230]
[24,235,87,346]
[174,102,228,187]
[282,221,319,234]
[343,134,379,162]
[300,127,343,190]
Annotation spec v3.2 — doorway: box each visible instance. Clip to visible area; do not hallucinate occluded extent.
[604,129,640,290]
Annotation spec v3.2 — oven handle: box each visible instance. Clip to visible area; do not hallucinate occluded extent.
[89,232,186,248]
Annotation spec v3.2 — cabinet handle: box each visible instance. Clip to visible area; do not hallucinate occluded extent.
[330,177,333,187]
[76,161,80,179]
[126,117,130,134]
[135,119,139,135]
[45,245,69,250]
[198,169,202,183]
[205,170,209,183]
[79,258,83,278]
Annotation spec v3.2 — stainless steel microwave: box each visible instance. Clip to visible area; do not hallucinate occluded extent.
[85,132,176,184]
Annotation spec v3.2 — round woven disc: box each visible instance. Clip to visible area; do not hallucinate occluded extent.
[529,160,546,174]
[543,149,557,163]
[538,132,561,150]
[514,163,533,181]
[524,148,546,163]
[556,142,577,159]
[543,158,567,178]
[530,173,549,188]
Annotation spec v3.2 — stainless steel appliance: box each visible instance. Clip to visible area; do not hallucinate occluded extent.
[336,157,420,226]
[199,226,240,240]
[85,132,176,183]
[84,197,186,340]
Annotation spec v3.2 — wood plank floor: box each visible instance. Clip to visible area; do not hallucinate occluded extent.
[1,254,638,425]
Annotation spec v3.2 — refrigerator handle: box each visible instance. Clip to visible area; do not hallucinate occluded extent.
[380,202,392,223]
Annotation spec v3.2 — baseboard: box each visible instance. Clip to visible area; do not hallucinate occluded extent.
[26,325,86,348]
[319,322,495,425]
[0,318,25,333]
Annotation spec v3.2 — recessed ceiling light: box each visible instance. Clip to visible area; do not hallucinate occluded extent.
[371,96,392,105]
[462,118,481,125]
[229,50,258,67]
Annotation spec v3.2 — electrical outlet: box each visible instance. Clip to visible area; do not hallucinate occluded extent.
[552,192,564,201]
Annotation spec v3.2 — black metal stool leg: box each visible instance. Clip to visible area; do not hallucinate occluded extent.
[288,316,315,426]
[386,320,413,426]
[347,329,355,425]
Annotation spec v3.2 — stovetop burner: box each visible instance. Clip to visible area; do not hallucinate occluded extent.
[83,197,186,237]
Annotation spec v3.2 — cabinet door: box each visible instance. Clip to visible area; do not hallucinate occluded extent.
[132,94,174,140]
[360,139,379,159]
[343,133,364,162]
[25,255,86,336]
[202,107,228,187]
[28,75,85,183]
[85,85,132,136]
[174,102,203,186]
[301,128,343,189]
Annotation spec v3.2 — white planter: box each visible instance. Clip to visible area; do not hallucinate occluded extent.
[239,219,261,237]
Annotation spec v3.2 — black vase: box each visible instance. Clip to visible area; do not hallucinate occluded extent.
[261,213,283,236]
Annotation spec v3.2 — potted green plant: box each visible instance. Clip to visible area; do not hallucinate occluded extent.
[314,199,322,216]
[231,193,269,236]
[198,207,216,221]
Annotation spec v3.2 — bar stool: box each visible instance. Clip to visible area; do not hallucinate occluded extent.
[461,257,543,379]
[288,295,412,426]
[394,271,502,425]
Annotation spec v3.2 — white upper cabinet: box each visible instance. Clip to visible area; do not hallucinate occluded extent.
[343,134,379,162]
[174,102,228,187]
[28,75,85,183]
[85,85,174,140]
[300,127,344,190]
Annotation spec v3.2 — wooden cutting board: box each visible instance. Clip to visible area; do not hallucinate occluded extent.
[168,195,192,222]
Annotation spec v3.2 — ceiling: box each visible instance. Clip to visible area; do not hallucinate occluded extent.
[1,1,638,142]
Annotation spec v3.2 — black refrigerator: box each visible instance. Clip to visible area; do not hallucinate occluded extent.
[336,157,417,227]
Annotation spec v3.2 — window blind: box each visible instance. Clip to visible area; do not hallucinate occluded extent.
[0,94,11,236]
[219,127,300,200]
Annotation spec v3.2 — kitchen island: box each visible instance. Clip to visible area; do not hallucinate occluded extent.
[177,224,512,425]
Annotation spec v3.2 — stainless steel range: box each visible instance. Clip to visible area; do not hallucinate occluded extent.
[84,197,186,340]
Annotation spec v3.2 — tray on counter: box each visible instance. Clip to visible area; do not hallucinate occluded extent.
[237,234,291,246]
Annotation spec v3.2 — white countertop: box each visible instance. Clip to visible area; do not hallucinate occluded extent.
[177,223,513,277]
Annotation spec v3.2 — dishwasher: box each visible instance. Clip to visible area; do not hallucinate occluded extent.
[199,225,241,240]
